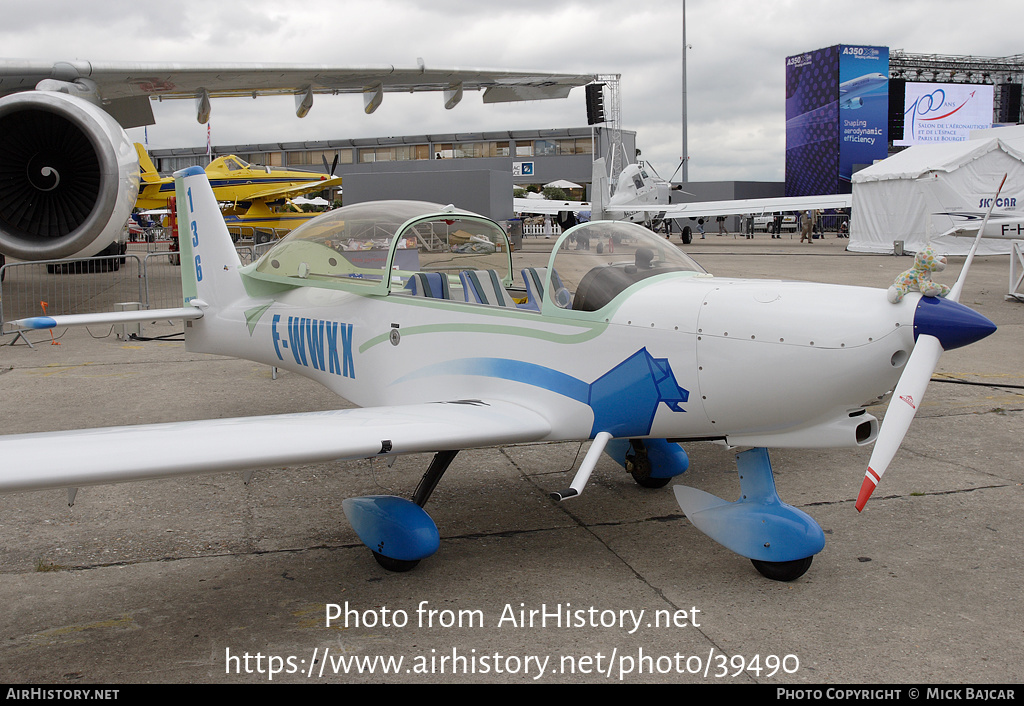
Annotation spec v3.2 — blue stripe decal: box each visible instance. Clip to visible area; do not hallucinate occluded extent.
[395,348,689,438]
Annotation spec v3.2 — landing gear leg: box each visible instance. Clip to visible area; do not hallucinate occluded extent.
[413,450,459,507]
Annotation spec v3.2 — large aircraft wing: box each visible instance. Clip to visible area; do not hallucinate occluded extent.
[608,193,854,219]
[0,59,592,261]
[0,59,595,126]
[0,399,551,495]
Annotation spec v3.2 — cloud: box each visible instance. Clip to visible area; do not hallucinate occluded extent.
[3,0,1021,183]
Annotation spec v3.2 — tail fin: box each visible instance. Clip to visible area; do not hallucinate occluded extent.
[134,143,162,184]
[173,167,247,309]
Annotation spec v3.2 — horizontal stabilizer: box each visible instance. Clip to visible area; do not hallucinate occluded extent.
[11,307,204,330]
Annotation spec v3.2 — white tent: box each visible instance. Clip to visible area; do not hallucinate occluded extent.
[544,179,582,190]
[849,126,1024,255]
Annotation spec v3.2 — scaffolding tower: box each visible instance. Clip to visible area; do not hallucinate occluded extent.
[596,74,624,192]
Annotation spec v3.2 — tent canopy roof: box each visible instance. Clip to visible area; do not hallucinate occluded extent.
[853,134,1024,183]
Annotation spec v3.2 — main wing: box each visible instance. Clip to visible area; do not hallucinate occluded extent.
[515,194,853,219]
[0,400,551,495]
[607,193,854,219]
[513,197,587,215]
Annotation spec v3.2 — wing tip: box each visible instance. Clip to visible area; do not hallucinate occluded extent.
[15,316,56,330]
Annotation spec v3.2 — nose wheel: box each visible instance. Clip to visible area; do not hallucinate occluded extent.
[625,446,671,488]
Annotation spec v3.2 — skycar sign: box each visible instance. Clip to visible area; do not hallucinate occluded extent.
[897,83,994,146]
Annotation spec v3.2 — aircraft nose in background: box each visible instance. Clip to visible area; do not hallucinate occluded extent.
[913,296,997,351]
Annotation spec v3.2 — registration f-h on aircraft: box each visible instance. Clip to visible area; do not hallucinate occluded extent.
[0,168,999,581]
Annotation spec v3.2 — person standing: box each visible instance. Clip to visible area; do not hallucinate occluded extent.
[799,209,813,243]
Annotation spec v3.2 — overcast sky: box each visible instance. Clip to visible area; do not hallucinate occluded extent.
[2,0,1020,182]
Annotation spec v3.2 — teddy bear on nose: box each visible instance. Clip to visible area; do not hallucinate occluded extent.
[887,246,951,303]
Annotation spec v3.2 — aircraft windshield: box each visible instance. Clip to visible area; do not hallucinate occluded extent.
[223,157,249,171]
[249,200,511,293]
[546,222,707,312]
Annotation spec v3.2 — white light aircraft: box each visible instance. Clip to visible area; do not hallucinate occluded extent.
[0,59,593,266]
[0,168,998,581]
[515,161,852,242]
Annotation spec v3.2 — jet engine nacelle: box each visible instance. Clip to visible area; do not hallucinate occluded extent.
[0,90,140,261]
[843,97,864,109]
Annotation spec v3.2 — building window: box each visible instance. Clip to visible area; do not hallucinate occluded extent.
[534,140,556,156]
[394,144,430,161]
[557,138,593,155]
[287,149,351,167]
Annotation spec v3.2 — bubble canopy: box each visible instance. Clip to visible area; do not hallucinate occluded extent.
[542,221,707,315]
[243,200,512,295]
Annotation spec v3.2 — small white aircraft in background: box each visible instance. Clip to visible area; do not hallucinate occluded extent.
[515,160,852,242]
[0,167,997,581]
[0,58,593,266]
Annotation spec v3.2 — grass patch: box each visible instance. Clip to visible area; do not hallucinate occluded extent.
[34,558,66,572]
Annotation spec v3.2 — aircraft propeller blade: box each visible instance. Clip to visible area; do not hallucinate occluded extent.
[857,174,1006,512]
[856,333,942,512]
[322,154,340,177]
[948,173,1006,303]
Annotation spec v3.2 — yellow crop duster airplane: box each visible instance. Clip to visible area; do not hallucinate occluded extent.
[134,145,343,231]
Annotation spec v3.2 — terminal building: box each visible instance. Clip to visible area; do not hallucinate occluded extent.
[149,127,637,220]
[148,126,790,228]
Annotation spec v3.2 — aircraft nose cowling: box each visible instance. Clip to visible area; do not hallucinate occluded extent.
[913,296,996,351]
